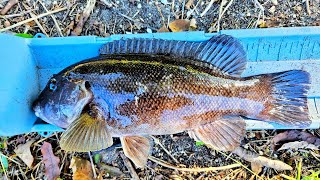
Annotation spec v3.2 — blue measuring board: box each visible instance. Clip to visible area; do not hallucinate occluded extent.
[0,26,319,136]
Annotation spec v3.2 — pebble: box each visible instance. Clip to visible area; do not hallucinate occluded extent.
[4,20,10,28]
[269,6,276,14]
[271,0,278,5]
[161,0,168,4]
[137,3,142,8]
[146,28,152,33]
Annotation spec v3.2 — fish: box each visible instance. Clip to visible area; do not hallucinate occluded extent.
[32,35,311,168]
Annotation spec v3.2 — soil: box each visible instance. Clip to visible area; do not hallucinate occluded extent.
[0,0,320,179]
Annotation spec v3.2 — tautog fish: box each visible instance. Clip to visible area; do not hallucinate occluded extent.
[33,35,311,167]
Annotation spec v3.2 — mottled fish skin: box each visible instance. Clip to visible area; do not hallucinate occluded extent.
[62,54,271,136]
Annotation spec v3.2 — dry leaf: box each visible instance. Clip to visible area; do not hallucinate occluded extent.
[168,19,190,32]
[14,139,34,168]
[232,147,292,171]
[257,20,267,28]
[278,141,319,151]
[41,142,60,180]
[158,25,170,32]
[70,157,94,180]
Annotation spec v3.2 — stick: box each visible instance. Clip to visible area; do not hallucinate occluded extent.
[306,0,311,15]
[29,12,49,37]
[71,0,96,36]
[88,152,97,179]
[148,156,240,172]
[253,0,265,28]
[209,0,233,32]
[0,7,67,32]
[1,0,18,15]
[0,10,33,18]
[151,136,179,164]
[200,0,217,17]
[120,152,139,180]
[38,0,64,37]
[181,0,186,19]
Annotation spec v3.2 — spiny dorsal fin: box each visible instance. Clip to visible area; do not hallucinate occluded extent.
[99,35,247,77]
[60,113,113,152]
[189,116,246,151]
[120,136,153,168]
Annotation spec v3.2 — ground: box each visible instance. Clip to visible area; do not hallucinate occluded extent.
[0,0,320,179]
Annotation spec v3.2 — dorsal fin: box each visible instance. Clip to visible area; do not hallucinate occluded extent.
[99,35,247,77]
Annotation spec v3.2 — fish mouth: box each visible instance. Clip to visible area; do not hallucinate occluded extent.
[32,100,41,117]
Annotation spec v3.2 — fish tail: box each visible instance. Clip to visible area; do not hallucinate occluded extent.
[257,70,311,127]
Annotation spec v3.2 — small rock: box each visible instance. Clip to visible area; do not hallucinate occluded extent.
[271,0,278,5]
[269,6,276,14]
[295,5,303,12]
[190,18,197,29]
[146,28,152,33]
[137,3,142,8]
[161,0,168,4]
[4,20,10,28]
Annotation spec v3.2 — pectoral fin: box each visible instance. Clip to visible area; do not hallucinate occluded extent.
[120,136,152,168]
[60,99,113,152]
[189,117,246,151]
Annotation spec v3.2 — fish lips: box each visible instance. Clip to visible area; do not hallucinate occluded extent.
[32,99,70,129]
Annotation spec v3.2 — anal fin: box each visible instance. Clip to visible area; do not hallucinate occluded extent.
[120,136,152,168]
[189,116,246,151]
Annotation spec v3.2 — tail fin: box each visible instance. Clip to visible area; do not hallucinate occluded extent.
[258,70,311,128]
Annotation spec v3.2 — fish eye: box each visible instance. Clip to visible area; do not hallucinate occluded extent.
[49,78,57,92]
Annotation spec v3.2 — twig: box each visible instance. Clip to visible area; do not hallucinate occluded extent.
[186,0,202,19]
[310,151,320,162]
[149,156,240,172]
[1,0,18,15]
[306,0,311,15]
[38,0,63,37]
[29,12,49,37]
[253,0,265,28]
[209,0,233,32]
[181,0,186,19]
[210,147,263,179]
[150,136,179,164]
[71,0,96,36]
[88,152,97,179]
[0,10,32,18]
[120,152,139,180]
[217,0,233,31]
[280,174,296,180]
[200,0,217,17]
[0,7,67,32]
[112,9,157,31]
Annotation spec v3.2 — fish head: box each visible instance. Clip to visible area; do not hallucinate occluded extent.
[32,74,93,128]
